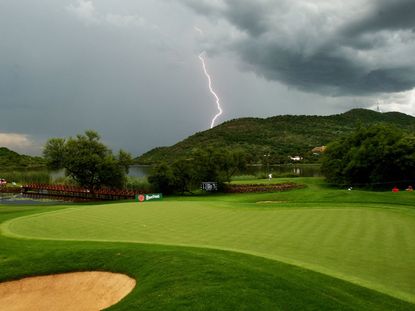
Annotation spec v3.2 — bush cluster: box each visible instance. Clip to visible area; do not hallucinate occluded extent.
[225,183,302,193]
[321,125,415,188]
[148,148,247,194]
[43,131,133,190]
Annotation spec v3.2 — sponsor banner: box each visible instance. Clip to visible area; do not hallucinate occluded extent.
[136,193,163,202]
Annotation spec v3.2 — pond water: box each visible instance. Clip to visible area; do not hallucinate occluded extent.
[10,164,322,183]
[127,164,322,178]
[0,193,72,205]
[245,164,322,177]
[125,164,322,178]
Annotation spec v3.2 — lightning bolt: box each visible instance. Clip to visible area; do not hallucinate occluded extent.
[198,52,223,128]
[193,26,203,35]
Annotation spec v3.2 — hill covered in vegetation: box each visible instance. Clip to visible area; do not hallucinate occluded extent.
[0,147,45,170]
[136,109,415,164]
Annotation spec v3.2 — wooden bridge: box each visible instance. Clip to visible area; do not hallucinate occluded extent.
[21,184,141,201]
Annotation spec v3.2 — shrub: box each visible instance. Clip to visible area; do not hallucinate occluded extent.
[321,125,415,188]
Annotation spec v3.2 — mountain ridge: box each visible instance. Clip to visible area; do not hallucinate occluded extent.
[136,109,415,164]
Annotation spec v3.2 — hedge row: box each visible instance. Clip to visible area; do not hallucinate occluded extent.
[225,182,303,193]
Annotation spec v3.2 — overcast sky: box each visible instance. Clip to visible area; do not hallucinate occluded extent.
[1,0,414,155]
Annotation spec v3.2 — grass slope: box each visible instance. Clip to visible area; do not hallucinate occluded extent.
[3,178,415,304]
[0,205,414,310]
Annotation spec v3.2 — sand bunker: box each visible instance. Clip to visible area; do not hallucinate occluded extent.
[0,271,136,311]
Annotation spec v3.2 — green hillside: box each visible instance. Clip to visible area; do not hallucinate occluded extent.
[136,109,415,164]
[0,147,45,170]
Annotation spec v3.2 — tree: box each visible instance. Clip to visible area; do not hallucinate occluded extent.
[219,148,246,182]
[171,159,197,194]
[43,138,66,169]
[43,130,131,190]
[147,147,247,194]
[117,149,133,174]
[192,147,226,185]
[321,125,415,188]
[192,147,247,184]
[148,162,174,194]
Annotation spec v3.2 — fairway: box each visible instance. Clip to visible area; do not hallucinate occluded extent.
[4,200,415,303]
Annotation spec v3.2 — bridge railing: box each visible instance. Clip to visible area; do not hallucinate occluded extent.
[21,184,144,201]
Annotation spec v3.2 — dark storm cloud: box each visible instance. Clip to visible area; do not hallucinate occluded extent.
[345,0,415,35]
[179,0,415,96]
[0,0,213,155]
[1,0,413,155]
[0,65,20,100]
[222,0,272,36]
[180,0,223,16]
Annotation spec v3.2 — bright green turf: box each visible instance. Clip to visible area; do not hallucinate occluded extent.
[3,178,415,304]
[1,205,415,310]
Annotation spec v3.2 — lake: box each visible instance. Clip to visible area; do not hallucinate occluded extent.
[0,193,73,205]
[46,164,323,181]
[3,164,321,184]
[245,164,322,177]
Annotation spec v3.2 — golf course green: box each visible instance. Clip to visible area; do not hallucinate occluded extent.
[1,178,414,310]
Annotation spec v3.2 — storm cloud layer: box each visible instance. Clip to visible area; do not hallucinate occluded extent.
[0,0,414,155]
[180,0,415,96]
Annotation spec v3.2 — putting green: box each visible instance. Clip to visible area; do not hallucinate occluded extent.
[3,201,415,303]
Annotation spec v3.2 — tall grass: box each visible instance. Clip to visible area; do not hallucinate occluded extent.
[0,170,51,184]
[51,176,77,186]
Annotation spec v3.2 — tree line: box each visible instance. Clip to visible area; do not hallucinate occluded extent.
[42,125,415,193]
[43,130,132,190]
[148,148,247,194]
[43,130,247,193]
[321,124,415,188]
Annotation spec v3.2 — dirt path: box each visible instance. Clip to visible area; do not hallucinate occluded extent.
[0,271,136,311]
